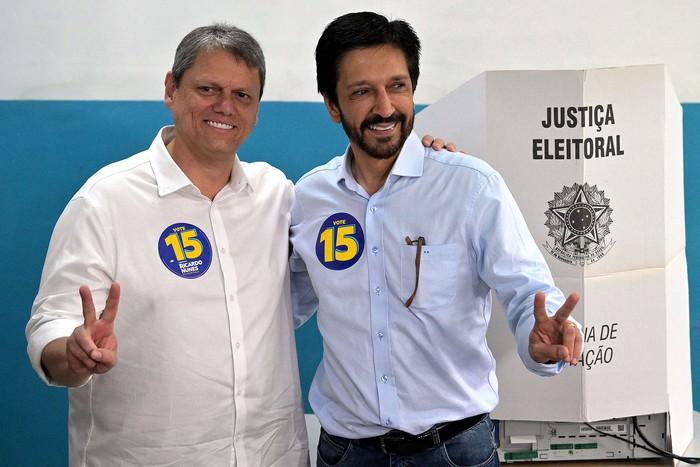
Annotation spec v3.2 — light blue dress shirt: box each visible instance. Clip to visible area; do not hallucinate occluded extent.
[290,131,567,439]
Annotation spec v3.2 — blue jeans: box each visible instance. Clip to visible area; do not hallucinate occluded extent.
[316,415,500,467]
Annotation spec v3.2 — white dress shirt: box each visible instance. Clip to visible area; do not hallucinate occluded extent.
[27,127,309,466]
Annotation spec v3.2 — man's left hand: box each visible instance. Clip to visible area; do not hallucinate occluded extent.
[528,291,582,365]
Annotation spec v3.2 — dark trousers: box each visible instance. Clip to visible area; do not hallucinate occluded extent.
[316,415,500,467]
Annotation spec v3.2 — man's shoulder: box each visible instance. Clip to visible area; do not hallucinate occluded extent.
[238,160,293,202]
[75,150,152,198]
[424,148,498,179]
[239,159,289,183]
[295,155,344,188]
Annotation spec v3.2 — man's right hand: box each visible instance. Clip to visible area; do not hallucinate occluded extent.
[66,282,121,378]
[42,282,120,386]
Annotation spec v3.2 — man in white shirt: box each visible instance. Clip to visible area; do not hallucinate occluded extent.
[26,24,309,466]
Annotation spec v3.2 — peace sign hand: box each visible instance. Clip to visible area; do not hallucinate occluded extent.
[65,282,120,379]
[528,291,582,365]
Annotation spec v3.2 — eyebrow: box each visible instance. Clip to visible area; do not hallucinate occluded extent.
[345,74,410,89]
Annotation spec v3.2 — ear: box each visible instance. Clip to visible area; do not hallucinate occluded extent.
[323,94,342,124]
[164,71,176,110]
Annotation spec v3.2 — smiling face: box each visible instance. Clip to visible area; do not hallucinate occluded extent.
[325,44,415,162]
[164,48,260,165]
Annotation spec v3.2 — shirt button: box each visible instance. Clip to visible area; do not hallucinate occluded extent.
[377,331,384,339]
[229,294,235,301]
[236,390,242,396]
[370,205,377,213]
[372,246,379,255]
[235,436,240,442]
[386,418,393,427]
[221,247,227,254]
[381,374,388,383]
[374,287,381,295]
[235,342,241,349]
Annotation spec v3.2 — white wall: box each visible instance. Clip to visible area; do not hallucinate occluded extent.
[2,0,699,104]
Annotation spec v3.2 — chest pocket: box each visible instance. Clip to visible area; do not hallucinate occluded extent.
[400,243,458,311]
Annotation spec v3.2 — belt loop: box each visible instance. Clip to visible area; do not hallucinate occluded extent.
[430,424,441,444]
[380,437,389,455]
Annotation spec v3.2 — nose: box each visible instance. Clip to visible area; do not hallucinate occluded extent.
[373,89,395,118]
[213,92,234,116]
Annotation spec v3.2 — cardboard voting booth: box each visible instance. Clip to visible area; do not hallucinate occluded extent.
[414,65,693,454]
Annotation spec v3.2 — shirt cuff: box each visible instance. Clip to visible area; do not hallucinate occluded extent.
[27,319,81,386]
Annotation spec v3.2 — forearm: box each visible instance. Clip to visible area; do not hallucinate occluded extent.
[40,337,91,387]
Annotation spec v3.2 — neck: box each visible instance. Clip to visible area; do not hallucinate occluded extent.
[350,150,398,196]
[165,138,234,201]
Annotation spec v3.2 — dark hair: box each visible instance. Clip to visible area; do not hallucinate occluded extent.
[171,23,266,99]
[315,12,421,105]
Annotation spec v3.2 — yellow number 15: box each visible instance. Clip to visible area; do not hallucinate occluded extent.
[164,229,203,262]
[319,225,359,263]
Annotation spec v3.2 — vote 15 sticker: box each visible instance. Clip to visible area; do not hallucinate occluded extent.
[158,222,212,279]
[315,212,364,270]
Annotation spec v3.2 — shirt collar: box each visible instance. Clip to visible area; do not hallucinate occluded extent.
[337,131,425,187]
[150,126,252,198]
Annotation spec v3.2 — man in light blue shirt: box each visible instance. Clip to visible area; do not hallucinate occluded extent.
[290,11,582,466]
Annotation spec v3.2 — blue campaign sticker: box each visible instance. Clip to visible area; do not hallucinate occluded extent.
[315,212,364,270]
[158,223,212,279]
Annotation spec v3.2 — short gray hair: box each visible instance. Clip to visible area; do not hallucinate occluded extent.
[171,23,266,98]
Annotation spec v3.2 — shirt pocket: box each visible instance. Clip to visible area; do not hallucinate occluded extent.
[400,242,458,311]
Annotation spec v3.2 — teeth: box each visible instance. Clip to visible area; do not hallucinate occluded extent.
[207,121,234,130]
[370,122,397,131]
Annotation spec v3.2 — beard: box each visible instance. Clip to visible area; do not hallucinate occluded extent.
[340,110,414,160]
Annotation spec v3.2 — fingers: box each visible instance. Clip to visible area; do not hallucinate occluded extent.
[70,282,121,377]
[421,134,436,148]
[431,138,447,150]
[420,134,457,151]
[532,291,548,323]
[66,327,99,375]
[561,320,583,365]
[552,292,581,325]
[66,331,117,376]
[79,285,97,327]
[100,282,121,324]
[80,282,121,324]
[92,347,118,374]
[548,322,581,365]
[530,291,582,365]
[532,340,575,365]
[534,291,580,325]
[420,134,443,150]
[529,340,568,365]
[562,320,582,366]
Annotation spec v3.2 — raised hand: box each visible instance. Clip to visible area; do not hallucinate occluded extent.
[528,291,581,365]
[65,282,121,379]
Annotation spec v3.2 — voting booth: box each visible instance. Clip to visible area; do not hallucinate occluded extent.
[414,65,693,459]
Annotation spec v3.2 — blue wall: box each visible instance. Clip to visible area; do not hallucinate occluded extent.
[684,103,700,412]
[2,101,698,465]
